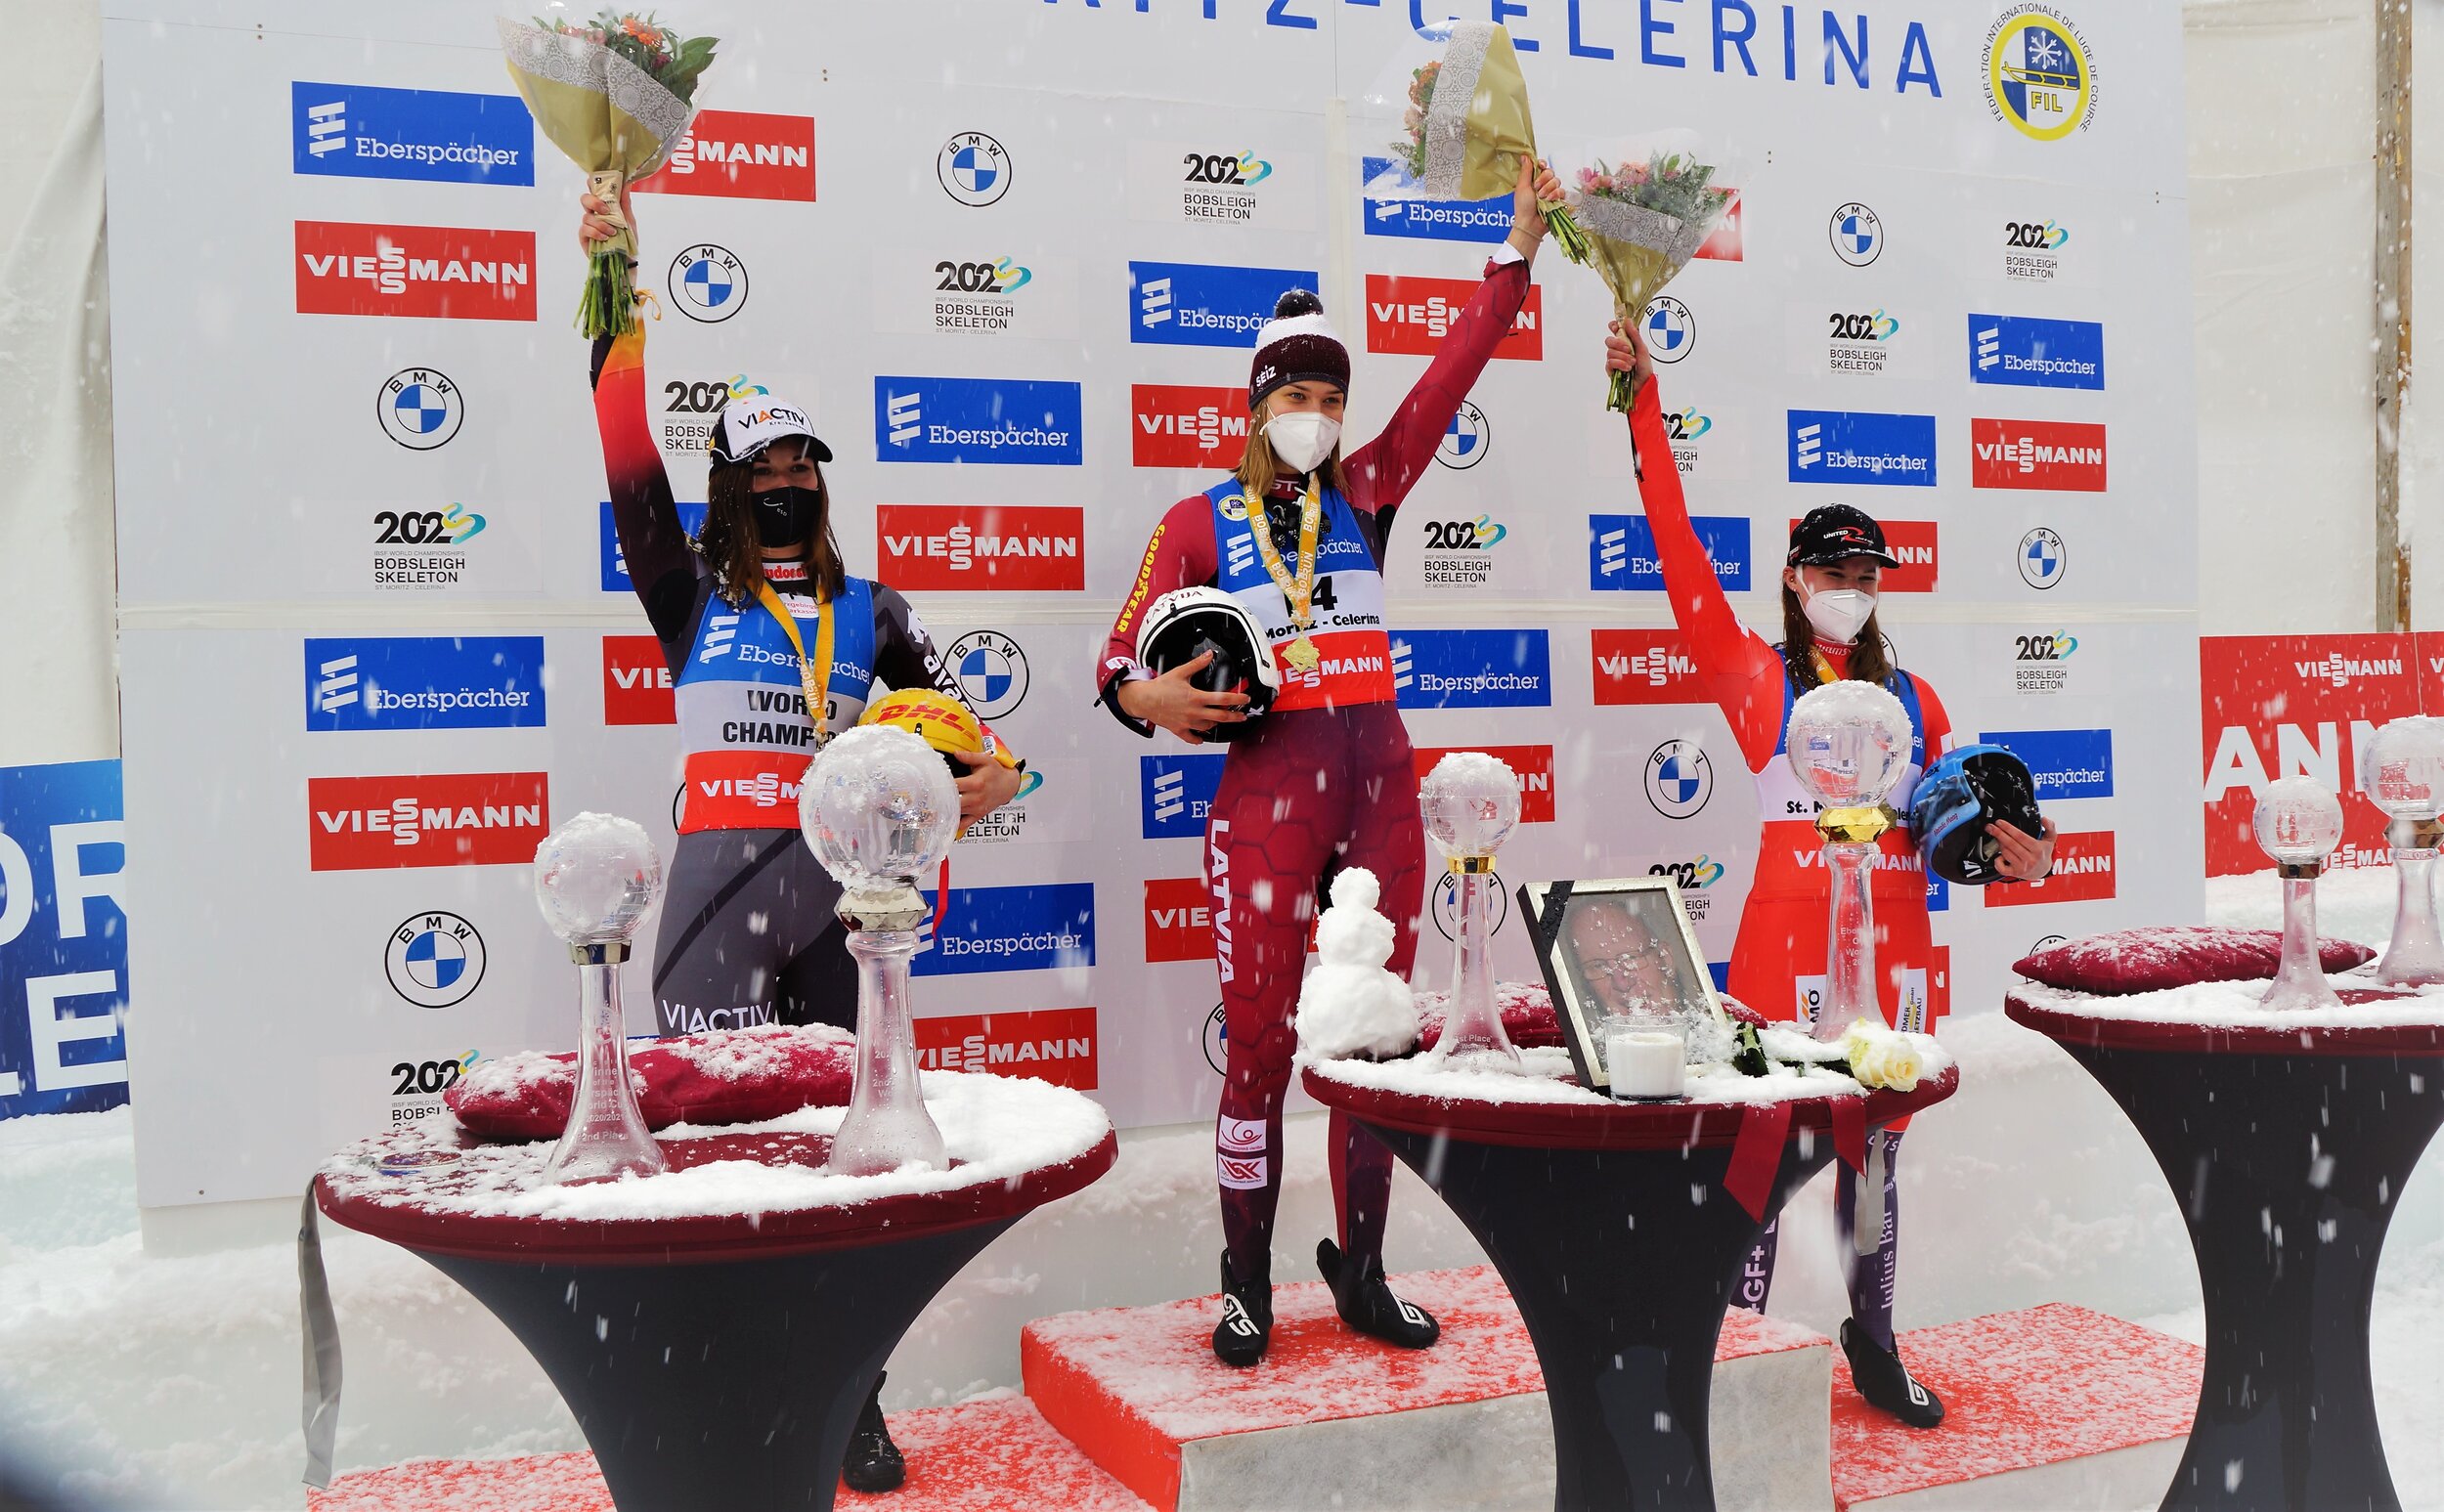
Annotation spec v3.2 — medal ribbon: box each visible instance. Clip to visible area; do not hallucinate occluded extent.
[1247,479,1324,661]
[752,578,837,746]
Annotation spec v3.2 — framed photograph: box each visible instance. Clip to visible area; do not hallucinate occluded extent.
[1517,877,1726,1094]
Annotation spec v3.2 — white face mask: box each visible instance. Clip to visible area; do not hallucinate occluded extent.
[1801,584,1877,644]
[1264,410,1341,474]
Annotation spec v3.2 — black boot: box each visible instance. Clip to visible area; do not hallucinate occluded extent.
[1211,1250,1273,1367]
[841,1371,907,1493]
[1842,1318,1944,1429]
[1318,1238,1439,1349]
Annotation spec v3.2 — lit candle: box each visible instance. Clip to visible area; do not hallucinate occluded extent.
[1607,1025,1686,1101]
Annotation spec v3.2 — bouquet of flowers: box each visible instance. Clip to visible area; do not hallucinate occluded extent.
[1377,22,1587,262]
[499,9,718,337]
[1570,147,1732,411]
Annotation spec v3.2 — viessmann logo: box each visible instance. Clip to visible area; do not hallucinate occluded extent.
[304,636,546,731]
[1782,517,1938,592]
[1144,877,1216,963]
[874,375,1083,465]
[295,221,536,322]
[1986,830,2117,906]
[1972,418,2107,491]
[290,81,532,186]
[1365,275,1542,360]
[1592,629,1703,705]
[635,109,815,200]
[876,504,1084,591]
[1132,384,1250,469]
[1414,745,1554,823]
[1130,260,1316,349]
[914,1007,1098,1090]
[307,772,549,871]
[601,635,674,725]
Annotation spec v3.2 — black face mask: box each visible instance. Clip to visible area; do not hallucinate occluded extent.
[753,485,823,547]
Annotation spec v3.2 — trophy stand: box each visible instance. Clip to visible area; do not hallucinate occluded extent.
[2363,716,2444,986]
[1419,753,1523,1069]
[801,725,962,1176]
[532,813,669,1186]
[1784,684,1914,1043]
[2253,776,2347,1013]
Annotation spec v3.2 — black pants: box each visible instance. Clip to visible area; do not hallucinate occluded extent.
[649,827,856,1037]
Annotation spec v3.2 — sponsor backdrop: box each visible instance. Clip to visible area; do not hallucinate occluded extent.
[102,3,2198,1202]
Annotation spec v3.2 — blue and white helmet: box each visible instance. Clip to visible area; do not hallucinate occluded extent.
[1909,745,2043,886]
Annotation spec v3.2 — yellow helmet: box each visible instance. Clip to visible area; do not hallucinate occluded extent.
[857,689,985,767]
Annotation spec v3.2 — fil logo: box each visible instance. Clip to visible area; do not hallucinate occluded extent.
[886,392,921,445]
[1796,422,1823,469]
[317,654,361,713]
[1140,277,1173,325]
[305,100,346,155]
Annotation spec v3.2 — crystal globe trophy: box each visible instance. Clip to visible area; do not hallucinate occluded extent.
[1785,683,1914,1042]
[800,724,961,1176]
[532,812,668,1186]
[1419,752,1521,1069]
[2253,776,2347,1012]
[2361,716,2444,985]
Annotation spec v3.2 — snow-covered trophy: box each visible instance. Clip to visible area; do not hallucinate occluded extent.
[800,725,960,1176]
[2253,776,2347,1012]
[1786,683,1914,1042]
[1420,752,1522,1069]
[2362,716,2444,985]
[533,813,668,1186]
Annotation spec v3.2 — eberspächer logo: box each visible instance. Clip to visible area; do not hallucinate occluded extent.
[938,131,1012,206]
[1985,7,2097,141]
[377,367,462,450]
[384,911,488,1009]
[671,243,748,322]
[291,81,532,186]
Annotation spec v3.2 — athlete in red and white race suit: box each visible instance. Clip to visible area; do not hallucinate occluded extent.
[1100,162,1562,1363]
[1607,323,2053,1425]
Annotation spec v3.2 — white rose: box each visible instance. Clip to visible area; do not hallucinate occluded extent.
[1842,1019,1923,1093]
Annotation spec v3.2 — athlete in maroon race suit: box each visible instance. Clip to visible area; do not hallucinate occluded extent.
[1101,162,1562,1364]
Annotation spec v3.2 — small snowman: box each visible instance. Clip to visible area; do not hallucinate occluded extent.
[1295,867,1419,1060]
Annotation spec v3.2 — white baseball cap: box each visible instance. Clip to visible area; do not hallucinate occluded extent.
[708,394,832,466]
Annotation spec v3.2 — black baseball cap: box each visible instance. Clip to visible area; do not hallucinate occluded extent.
[1787,504,1898,568]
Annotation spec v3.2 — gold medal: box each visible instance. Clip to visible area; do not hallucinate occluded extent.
[1249,478,1326,675]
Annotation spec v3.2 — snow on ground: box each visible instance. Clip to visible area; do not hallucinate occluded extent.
[3,868,2443,1509]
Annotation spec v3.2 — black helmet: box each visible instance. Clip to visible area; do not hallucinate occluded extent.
[1909,745,2044,886]
[1135,586,1280,742]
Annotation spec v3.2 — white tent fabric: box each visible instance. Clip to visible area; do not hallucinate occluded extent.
[0,60,115,768]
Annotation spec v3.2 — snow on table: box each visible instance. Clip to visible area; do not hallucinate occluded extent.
[321,1069,1112,1224]
[1301,1038,1952,1108]
[2012,974,2444,1032]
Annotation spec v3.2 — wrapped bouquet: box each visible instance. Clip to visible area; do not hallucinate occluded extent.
[1375,22,1587,262]
[1571,147,1733,411]
[499,9,718,337]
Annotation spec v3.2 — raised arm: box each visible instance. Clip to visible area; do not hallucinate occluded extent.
[1608,324,1787,770]
[1342,158,1558,517]
[583,189,695,650]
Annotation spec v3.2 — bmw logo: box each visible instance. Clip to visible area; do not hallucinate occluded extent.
[1203,1002,1229,1076]
[938,131,1013,208]
[377,367,462,451]
[384,911,487,1010]
[948,629,1029,719]
[1641,296,1695,364]
[1432,869,1507,941]
[2019,527,2067,589]
[1645,740,1715,819]
[1437,401,1491,470]
[670,243,749,323]
[1829,202,1884,267]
